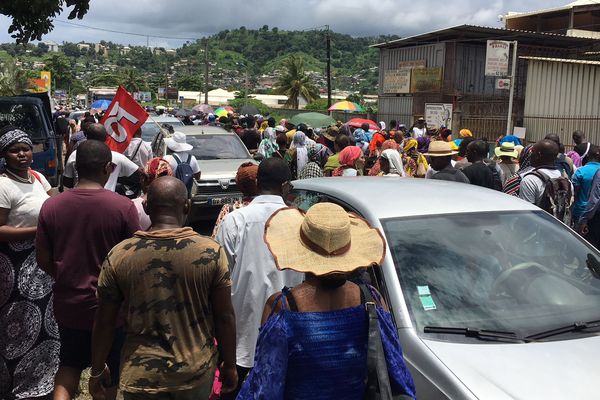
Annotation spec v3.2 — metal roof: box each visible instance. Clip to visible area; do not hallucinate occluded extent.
[505,0,599,19]
[520,56,600,66]
[371,24,600,49]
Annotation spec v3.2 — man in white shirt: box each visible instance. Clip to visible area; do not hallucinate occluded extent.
[123,128,152,169]
[411,117,427,139]
[162,131,201,181]
[216,158,304,399]
[62,124,141,192]
[520,139,562,204]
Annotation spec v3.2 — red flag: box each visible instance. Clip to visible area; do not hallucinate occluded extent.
[100,86,148,153]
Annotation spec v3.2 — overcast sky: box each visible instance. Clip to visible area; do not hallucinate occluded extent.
[0,0,569,47]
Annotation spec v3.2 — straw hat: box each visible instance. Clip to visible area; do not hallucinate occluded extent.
[264,203,385,276]
[425,141,457,157]
[495,142,519,158]
[165,131,193,152]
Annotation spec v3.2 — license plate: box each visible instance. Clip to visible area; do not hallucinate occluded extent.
[210,197,240,206]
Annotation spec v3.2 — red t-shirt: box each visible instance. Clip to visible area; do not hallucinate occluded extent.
[36,188,140,330]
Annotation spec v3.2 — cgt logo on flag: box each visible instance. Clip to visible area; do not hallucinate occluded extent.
[101,86,148,153]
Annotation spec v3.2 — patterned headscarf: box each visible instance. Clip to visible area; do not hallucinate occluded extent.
[404,139,418,153]
[235,162,259,197]
[0,129,33,153]
[144,157,173,186]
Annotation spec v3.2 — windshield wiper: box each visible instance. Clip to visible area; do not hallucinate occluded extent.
[424,326,529,343]
[525,320,600,341]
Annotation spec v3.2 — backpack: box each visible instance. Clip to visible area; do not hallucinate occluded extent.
[173,154,195,195]
[555,153,573,179]
[502,173,522,196]
[525,169,573,225]
[486,161,503,191]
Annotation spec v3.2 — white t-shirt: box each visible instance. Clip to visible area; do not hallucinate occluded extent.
[163,152,201,175]
[519,168,562,205]
[64,150,140,192]
[412,127,426,138]
[0,174,51,227]
[124,137,153,169]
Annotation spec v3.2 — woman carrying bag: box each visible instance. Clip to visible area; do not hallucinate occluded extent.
[238,203,416,400]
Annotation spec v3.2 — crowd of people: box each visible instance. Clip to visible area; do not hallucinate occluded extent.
[2,102,599,400]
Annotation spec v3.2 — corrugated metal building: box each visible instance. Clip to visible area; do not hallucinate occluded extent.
[373,24,600,140]
[523,57,600,144]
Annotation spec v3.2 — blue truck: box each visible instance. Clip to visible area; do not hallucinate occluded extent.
[0,93,63,186]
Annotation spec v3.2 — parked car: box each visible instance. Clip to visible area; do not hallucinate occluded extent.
[289,177,600,400]
[152,125,256,221]
[0,94,62,186]
[141,115,184,143]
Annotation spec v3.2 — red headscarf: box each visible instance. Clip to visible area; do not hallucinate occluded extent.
[338,146,363,167]
[144,157,173,185]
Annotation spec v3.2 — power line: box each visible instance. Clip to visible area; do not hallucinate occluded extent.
[54,19,201,41]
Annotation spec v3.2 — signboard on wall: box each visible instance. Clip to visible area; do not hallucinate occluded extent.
[398,60,426,69]
[134,91,152,102]
[411,68,442,93]
[485,40,510,76]
[383,68,411,93]
[425,103,453,130]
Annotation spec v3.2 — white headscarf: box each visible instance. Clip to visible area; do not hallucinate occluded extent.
[293,131,308,173]
[379,121,386,131]
[381,149,406,177]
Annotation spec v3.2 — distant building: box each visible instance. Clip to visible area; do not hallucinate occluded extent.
[120,46,131,55]
[43,41,59,52]
[77,43,90,51]
[504,0,600,39]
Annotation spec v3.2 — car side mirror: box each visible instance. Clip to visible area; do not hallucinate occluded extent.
[253,153,264,162]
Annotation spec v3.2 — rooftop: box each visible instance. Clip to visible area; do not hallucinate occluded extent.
[371,24,600,49]
[520,56,600,65]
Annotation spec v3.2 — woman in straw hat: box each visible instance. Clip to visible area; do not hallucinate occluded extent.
[237,203,416,400]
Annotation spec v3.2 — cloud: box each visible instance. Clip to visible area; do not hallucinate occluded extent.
[0,0,569,47]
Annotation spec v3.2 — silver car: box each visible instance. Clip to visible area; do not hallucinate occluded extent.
[141,115,184,143]
[153,125,256,221]
[290,177,600,400]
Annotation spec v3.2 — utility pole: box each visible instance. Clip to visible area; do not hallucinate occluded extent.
[165,68,169,106]
[506,41,518,135]
[326,25,332,108]
[146,35,149,48]
[204,38,209,105]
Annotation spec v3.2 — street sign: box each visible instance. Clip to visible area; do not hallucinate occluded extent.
[485,40,510,77]
[425,103,453,130]
[495,78,511,90]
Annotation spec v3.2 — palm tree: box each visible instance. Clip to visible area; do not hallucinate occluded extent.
[0,63,29,96]
[120,69,147,93]
[274,55,319,109]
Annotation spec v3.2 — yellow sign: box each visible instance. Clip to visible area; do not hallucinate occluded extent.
[410,67,442,93]
[40,71,51,92]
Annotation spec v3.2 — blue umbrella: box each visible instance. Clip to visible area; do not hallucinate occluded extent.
[91,99,112,110]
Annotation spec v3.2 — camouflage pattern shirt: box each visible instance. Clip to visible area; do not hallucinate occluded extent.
[97,227,231,393]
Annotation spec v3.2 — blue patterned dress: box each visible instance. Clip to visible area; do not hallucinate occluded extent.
[238,289,416,399]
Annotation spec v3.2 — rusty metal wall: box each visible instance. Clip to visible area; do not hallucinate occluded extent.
[524,59,600,144]
[377,96,414,127]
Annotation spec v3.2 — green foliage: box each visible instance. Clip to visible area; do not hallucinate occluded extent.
[304,98,329,111]
[0,62,29,96]
[274,55,319,109]
[0,0,90,43]
[43,53,74,89]
[176,74,203,91]
[228,98,271,115]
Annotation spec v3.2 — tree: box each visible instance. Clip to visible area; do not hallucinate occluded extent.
[304,98,329,111]
[0,62,29,96]
[0,0,90,43]
[176,74,203,91]
[228,98,271,116]
[274,55,320,109]
[43,53,74,89]
[120,69,147,93]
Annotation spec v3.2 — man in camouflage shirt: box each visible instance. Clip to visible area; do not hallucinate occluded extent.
[89,177,238,399]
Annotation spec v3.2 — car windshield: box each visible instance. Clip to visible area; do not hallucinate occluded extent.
[382,211,600,343]
[141,120,183,142]
[183,134,249,160]
[0,102,46,141]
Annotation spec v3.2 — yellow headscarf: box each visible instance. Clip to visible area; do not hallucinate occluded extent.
[459,129,473,138]
[403,139,429,176]
[258,121,269,134]
[404,139,418,152]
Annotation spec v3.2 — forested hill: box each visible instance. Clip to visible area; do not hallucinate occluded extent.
[0,26,400,95]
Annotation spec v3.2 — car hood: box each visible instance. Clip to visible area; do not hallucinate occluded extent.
[423,334,600,399]
[197,158,255,179]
